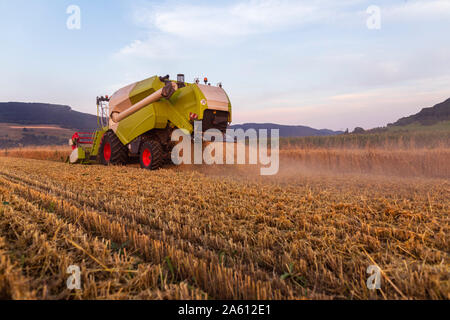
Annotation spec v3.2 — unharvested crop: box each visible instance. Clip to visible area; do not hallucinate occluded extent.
[1,146,70,162]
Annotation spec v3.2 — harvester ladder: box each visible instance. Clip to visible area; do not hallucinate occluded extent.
[97,99,109,129]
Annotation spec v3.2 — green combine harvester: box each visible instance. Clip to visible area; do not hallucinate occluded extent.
[69,74,232,169]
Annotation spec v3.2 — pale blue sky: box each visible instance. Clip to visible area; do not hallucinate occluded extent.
[0,0,449,130]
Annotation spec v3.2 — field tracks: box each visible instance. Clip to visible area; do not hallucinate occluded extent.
[0,170,299,299]
[0,157,448,299]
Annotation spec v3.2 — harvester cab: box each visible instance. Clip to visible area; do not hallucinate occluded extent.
[69,74,232,170]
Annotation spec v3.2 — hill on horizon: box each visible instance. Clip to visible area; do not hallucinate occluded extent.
[230,123,342,137]
[389,97,450,127]
[0,102,98,130]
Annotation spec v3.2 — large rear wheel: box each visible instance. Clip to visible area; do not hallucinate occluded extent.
[139,139,163,170]
[98,130,129,165]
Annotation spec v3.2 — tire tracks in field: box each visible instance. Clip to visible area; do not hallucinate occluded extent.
[0,174,301,299]
[0,170,307,296]
[0,182,206,299]
[1,169,286,253]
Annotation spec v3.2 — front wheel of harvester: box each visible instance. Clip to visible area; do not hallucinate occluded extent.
[98,130,129,165]
[139,139,163,170]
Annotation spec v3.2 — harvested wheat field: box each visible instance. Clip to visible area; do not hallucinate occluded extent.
[0,152,448,300]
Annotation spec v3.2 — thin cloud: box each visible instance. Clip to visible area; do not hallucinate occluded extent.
[115,0,327,59]
[138,0,322,39]
[119,0,450,58]
[384,0,450,21]
[116,35,181,59]
[116,0,362,60]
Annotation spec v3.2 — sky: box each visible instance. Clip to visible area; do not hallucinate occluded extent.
[0,0,449,131]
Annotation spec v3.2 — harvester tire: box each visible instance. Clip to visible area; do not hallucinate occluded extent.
[98,130,129,165]
[139,139,164,170]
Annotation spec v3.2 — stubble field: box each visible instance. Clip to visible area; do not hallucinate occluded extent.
[0,145,448,300]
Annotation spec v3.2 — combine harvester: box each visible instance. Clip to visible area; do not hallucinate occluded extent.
[69,74,232,169]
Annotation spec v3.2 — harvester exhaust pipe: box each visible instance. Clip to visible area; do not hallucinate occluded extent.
[110,81,178,123]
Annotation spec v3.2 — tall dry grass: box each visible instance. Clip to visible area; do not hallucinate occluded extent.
[281,130,450,150]
[279,148,450,179]
[1,146,71,162]
[1,143,449,179]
